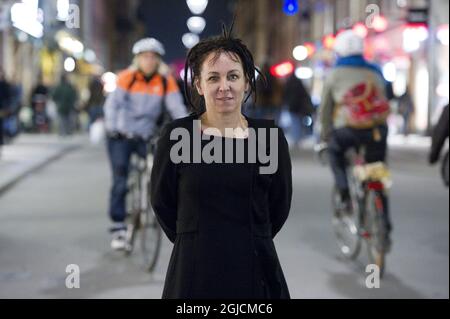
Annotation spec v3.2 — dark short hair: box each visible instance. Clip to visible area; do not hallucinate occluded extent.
[184,24,263,114]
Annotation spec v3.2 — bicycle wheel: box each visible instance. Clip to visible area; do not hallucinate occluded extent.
[140,206,162,273]
[332,187,361,259]
[124,165,141,255]
[365,190,387,277]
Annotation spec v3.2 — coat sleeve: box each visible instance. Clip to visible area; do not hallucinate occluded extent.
[318,74,335,143]
[103,88,124,133]
[164,76,188,120]
[150,124,178,243]
[269,128,293,238]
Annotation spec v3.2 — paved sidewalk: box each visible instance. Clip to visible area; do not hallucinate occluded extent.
[0,134,86,196]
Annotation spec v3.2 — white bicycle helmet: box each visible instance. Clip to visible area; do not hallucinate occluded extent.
[334,30,365,57]
[132,38,166,56]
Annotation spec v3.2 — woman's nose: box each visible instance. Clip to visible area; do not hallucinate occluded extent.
[218,78,231,92]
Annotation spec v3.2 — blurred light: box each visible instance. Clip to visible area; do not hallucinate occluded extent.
[406,24,429,41]
[64,57,76,72]
[283,0,299,16]
[186,0,208,15]
[322,34,336,50]
[59,37,84,55]
[397,0,407,8]
[84,49,96,63]
[304,42,316,57]
[182,33,200,49]
[57,0,70,21]
[102,72,117,93]
[295,67,313,80]
[403,25,428,52]
[437,24,449,46]
[293,45,308,61]
[353,22,368,38]
[382,62,397,82]
[303,116,313,127]
[10,0,44,38]
[179,69,192,83]
[17,31,28,42]
[414,65,429,132]
[270,61,294,78]
[187,16,206,34]
[373,15,388,33]
[436,82,449,99]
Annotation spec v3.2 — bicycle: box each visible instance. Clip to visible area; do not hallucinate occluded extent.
[124,140,162,273]
[316,143,392,277]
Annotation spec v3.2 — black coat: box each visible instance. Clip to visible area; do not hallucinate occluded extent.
[430,104,449,164]
[150,113,292,299]
[283,75,314,115]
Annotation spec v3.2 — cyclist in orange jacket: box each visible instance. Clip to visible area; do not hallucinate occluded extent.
[104,38,188,250]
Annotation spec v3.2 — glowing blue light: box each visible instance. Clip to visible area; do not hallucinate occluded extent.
[283,0,299,16]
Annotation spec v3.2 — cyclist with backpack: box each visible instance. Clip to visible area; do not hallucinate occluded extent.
[104,38,188,250]
[318,30,393,249]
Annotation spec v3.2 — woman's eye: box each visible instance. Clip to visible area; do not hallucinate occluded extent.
[208,77,219,82]
[229,75,239,81]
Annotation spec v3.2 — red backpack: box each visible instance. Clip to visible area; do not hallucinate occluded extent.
[340,75,391,129]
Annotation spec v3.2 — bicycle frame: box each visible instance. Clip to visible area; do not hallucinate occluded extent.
[123,140,162,273]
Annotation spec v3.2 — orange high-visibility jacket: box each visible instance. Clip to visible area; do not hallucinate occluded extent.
[104,69,188,139]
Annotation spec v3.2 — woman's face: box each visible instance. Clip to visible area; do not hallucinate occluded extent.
[196,51,249,115]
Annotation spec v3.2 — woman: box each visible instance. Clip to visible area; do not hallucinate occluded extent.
[150,29,292,299]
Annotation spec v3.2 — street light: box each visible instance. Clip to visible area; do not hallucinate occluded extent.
[373,15,389,33]
[283,0,299,16]
[187,16,206,34]
[186,0,208,15]
[293,45,308,61]
[437,24,449,46]
[64,57,76,72]
[57,0,70,21]
[182,33,200,49]
[353,22,369,38]
[10,0,44,38]
[270,61,295,78]
[295,67,313,80]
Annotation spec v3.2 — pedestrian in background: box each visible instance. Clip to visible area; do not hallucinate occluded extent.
[0,68,12,158]
[253,63,283,123]
[283,73,315,149]
[30,80,50,133]
[85,77,105,126]
[52,75,78,136]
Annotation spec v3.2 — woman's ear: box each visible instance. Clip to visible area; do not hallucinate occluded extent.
[245,80,250,94]
[195,78,204,96]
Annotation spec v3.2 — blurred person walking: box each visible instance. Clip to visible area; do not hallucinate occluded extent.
[104,37,187,250]
[283,74,315,149]
[52,75,78,136]
[397,86,415,136]
[253,63,283,123]
[0,69,12,158]
[30,80,50,133]
[85,77,106,126]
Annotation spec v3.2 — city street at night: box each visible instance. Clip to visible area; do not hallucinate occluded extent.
[0,0,449,301]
